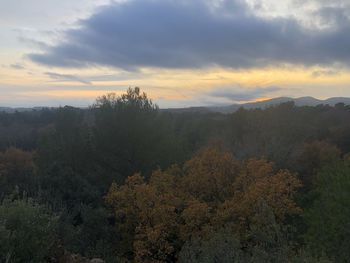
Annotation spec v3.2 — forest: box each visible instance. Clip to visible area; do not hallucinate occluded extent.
[1,87,350,262]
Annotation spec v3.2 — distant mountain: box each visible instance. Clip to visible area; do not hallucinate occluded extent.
[207,96,350,113]
[323,97,350,105]
[163,97,350,114]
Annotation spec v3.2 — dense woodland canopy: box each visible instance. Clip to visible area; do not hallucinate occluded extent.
[1,87,350,262]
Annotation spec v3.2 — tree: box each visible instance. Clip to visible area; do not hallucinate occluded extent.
[178,225,243,263]
[93,87,179,181]
[179,203,293,263]
[304,160,350,262]
[106,172,182,262]
[0,148,34,200]
[0,198,58,263]
[106,147,302,262]
[182,147,239,203]
[94,87,157,112]
[292,141,341,190]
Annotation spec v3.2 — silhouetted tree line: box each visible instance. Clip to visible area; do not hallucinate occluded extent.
[1,87,350,262]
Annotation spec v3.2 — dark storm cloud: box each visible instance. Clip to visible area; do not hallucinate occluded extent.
[28,0,350,69]
[208,86,281,101]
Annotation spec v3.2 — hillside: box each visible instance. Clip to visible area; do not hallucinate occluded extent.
[162,96,350,114]
[208,96,350,113]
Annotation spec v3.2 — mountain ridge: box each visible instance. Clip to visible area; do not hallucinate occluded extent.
[164,96,350,114]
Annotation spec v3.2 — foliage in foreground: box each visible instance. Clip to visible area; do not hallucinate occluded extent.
[304,159,350,262]
[106,148,302,262]
[0,198,58,263]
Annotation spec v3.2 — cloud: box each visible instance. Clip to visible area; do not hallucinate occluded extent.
[18,35,52,49]
[208,86,281,102]
[10,63,25,70]
[311,69,340,77]
[28,0,350,70]
[45,72,91,85]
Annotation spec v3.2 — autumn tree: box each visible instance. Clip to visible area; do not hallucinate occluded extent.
[0,147,34,199]
[106,147,302,262]
[221,159,302,224]
[182,147,239,203]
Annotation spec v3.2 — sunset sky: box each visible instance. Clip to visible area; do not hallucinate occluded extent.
[1,0,349,107]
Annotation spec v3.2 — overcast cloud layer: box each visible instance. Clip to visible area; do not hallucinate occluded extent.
[28,0,350,70]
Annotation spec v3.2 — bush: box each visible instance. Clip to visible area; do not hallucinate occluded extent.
[0,198,58,263]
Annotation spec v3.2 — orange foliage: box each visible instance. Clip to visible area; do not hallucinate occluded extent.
[182,148,239,203]
[0,147,33,176]
[106,147,302,262]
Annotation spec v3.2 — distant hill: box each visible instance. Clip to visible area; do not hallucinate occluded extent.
[164,97,350,114]
[0,107,51,113]
[0,107,35,113]
[2,97,350,114]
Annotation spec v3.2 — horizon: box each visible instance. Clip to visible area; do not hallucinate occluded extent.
[1,94,350,110]
[1,0,350,107]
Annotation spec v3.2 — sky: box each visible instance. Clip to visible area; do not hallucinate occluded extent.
[0,0,350,108]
